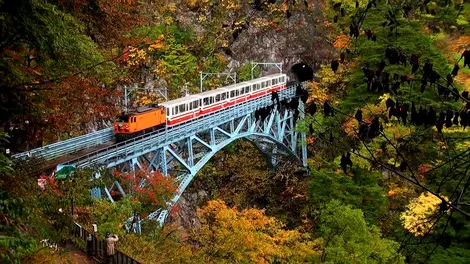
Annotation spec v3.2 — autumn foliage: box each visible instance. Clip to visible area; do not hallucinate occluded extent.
[401,192,449,237]
[114,169,177,209]
[187,200,320,263]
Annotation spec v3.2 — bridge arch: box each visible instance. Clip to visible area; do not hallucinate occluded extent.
[137,105,308,224]
[53,84,308,226]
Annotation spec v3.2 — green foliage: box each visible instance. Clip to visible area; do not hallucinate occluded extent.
[317,200,404,264]
[309,169,388,224]
[237,62,261,82]
[0,189,39,263]
[92,197,141,237]
[0,0,109,81]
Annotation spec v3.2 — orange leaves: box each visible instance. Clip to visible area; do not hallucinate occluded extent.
[190,200,320,263]
[333,34,351,49]
[449,36,470,53]
[148,38,165,51]
[307,137,316,144]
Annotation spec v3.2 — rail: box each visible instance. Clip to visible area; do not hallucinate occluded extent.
[12,128,114,161]
[66,84,300,168]
[72,222,140,264]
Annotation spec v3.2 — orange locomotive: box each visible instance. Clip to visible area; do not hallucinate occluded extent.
[113,105,166,142]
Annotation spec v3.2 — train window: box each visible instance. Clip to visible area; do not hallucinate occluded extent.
[173,106,178,115]
[239,88,244,95]
[192,101,198,109]
[210,96,214,104]
[261,82,265,89]
[265,80,270,87]
[235,90,239,96]
[230,90,235,98]
[245,86,250,93]
[221,92,226,100]
[179,104,185,112]
[272,79,277,85]
[203,97,210,105]
[116,115,129,122]
[215,94,221,102]
[167,108,170,116]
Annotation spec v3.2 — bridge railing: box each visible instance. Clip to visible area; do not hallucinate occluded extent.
[12,128,114,161]
[72,222,140,264]
[68,85,299,168]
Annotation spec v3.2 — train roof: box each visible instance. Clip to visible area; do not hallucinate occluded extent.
[159,73,286,107]
[159,94,201,107]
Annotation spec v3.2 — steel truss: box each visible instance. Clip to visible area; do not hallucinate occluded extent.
[65,84,308,226]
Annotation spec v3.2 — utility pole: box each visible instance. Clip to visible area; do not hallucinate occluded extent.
[251,62,283,80]
[199,71,237,92]
[181,82,190,97]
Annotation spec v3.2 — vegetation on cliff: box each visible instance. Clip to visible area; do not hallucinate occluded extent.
[1,0,469,263]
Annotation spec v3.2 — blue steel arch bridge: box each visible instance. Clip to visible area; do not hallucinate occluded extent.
[12,80,308,227]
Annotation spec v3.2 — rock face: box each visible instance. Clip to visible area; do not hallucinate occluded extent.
[169,190,208,230]
[173,2,334,81]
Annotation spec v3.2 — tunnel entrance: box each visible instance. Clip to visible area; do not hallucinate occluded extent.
[290,63,314,82]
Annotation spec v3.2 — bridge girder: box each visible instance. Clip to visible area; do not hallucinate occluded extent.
[65,85,308,227]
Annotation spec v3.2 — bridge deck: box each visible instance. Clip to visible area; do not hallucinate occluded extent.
[37,141,115,172]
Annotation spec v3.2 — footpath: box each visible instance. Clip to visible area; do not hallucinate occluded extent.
[60,241,100,264]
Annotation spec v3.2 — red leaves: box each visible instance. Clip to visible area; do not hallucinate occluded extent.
[115,169,177,208]
[418,164,431,175]
[38,175,62,196]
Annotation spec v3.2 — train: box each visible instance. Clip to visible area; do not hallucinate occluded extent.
[113,73,287,142]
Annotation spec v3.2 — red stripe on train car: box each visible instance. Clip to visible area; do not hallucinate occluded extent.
[168,83,288,126]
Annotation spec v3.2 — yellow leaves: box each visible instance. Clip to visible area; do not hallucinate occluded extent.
[221,40,229,48]
[198,15,206,22]
[126,46,147,67]
[305,81,328,104]
[167,3,177,13]
[401,192,449,236]
[163,16,173,25]
[191,200,320,263]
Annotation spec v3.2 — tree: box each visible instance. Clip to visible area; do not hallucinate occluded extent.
[308,168,388,224]
[114,169,177,209]
[317,200,404,264]
[0,0,120,148]
[401,192,449,237]
[186,200,320,263]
